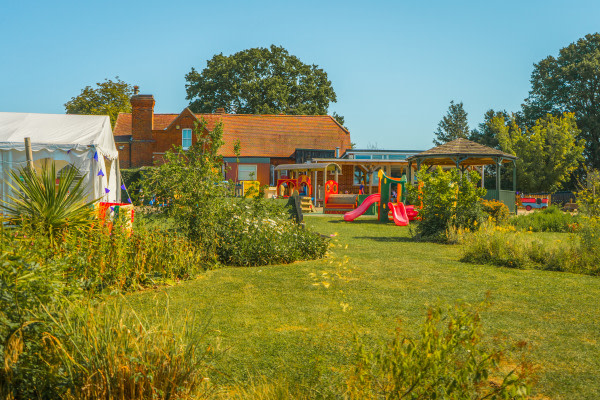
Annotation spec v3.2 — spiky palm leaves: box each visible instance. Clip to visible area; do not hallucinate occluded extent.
[1,162,96,245]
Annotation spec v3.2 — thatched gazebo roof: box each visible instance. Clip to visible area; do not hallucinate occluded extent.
[406,138,516,166]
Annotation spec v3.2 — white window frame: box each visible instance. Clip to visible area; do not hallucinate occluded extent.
[238,164,257,181]
[182,128,192,150]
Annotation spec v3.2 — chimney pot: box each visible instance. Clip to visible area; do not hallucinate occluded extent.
[215,107,226,114]
[133,85,139,95]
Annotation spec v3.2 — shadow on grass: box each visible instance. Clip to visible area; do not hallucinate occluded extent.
[326,219,380,224]
[353,236,415,243]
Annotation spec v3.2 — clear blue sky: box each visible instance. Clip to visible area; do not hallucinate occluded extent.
[1,0,599,150]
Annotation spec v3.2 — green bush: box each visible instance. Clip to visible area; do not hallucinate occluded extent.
[461,220,600,276]
[142,120,328,266]
[409,167,486,241]
[481,199,510,224]
[510,206,579,232]
[347,302,531,399]
[212,198,328,266]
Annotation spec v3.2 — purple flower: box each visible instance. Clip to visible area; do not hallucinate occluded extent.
[105,188,110,193]
[93,151,98,161]
[97,170,104,177]
[128,197,132,203]
[121,184,126,190]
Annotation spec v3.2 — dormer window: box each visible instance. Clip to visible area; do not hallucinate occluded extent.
[182,129,192,150]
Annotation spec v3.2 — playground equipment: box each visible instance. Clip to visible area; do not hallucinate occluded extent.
[276,174,312,198]
[241,180,260,198]
[343,170,419,226]
[520,197,549,211]
[324,180,358,214]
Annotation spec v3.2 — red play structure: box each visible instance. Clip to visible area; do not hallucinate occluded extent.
[276,174,312,198]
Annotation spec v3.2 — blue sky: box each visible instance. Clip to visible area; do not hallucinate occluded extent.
[1,0,599,150]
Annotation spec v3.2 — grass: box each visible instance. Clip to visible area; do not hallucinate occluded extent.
[126,216,600,399]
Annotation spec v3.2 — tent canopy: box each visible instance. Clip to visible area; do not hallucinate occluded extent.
[0,112,118,159]
[0,112,120,203]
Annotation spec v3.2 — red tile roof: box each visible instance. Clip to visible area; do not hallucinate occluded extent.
[114,112,351,158]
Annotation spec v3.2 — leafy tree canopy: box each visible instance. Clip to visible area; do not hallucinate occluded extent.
[497,113,585,193]
[64,77,134,127]
[468,109,509,149]
[521,33,600,168]
[185,45,340,118]
[433,101,470,146]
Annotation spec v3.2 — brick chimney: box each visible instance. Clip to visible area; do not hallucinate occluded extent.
[215,107,226,114]
[131,94,155,140]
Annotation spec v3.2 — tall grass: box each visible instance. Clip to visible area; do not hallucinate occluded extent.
[47,299,215,400]
[510,206,579,232]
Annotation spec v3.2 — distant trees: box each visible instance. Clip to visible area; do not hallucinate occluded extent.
[433,101,470,146]
[521,33,600,169]
[185,45,344,124]
[64,77,134,127]
[484,113,584,193]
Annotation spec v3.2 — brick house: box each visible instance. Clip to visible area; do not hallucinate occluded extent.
[113,94,351,187]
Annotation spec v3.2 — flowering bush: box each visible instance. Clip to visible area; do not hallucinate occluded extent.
[481,199,510,224]
[409,167,486,241]
[213,199,328,266]
[142,120,328,266]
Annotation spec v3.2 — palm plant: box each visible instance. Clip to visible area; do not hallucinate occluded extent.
[1,162,96,245]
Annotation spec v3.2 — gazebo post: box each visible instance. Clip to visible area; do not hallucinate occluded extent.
[408,161,412,184]
[323,167,327,200]
[481,166,484,188]
[369,167,374,194]
[496,157,501,197]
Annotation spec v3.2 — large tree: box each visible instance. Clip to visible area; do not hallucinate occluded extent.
[433,101,470,146]
[64,77,134,127]
[185,45,339,118]
[497,113,585,193]
[521,33,600,168]
[468,109,509,149]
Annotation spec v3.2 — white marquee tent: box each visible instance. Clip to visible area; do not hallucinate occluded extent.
[0,112,121,204]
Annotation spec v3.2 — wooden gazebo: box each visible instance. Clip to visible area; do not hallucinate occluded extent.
[406,138,518,213]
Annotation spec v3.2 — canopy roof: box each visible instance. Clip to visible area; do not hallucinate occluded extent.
[275,162,341,171]
[406,138,516,166]
[0,112,118,159]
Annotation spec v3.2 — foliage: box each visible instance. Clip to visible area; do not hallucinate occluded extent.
[409,167,486,241]
[347,302,531,399]
[185,45,339,117]
[433,100,470,145]
[521,33,600,169]
[64,77,134,127]
[510,206,580,232]
[142,119,328,266]
[1,163,96,246]
[50,300,214,400]
[212,199,328,266]
[0,244,68,398]
[577,168,600,217]
[469,109,509,148]
[461,220,600,276]
[496,113,585,193]
[481,199,510,224]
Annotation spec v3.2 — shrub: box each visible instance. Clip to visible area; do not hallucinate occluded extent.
[577,169,600,217]
[213,198,328,266]
[510,206,579,232]
[409,167,486,241]
[481,199,510,224]
[1,163,95,246]
[347,302,531,399]
[142,120,328,266]
[461,220,600,276]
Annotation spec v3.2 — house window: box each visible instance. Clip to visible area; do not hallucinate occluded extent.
[238,164,257,181]
[353,166,380,185]
[182,129,192,150]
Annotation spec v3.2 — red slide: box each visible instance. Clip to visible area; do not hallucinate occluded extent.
[388,202,409,226]
[344,193,381,221]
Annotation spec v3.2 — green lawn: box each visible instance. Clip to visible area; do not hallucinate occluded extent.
[127,216,600,399]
